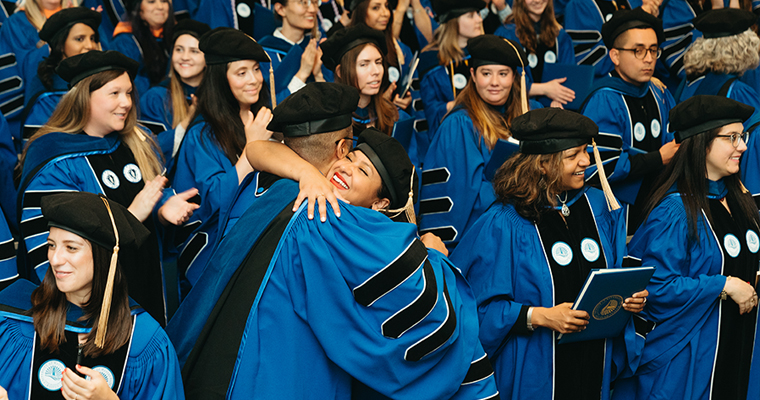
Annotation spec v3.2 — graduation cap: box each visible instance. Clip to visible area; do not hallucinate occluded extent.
[41,192,150,347]
[670,95,754,143]
[344,0,365,12]
[56,50,139,88]
[511,108,620,211]
[39,6,101,43]
[694,8,757,39]
[199,27,277,107]
[355,127,418,222]
[172,19,211,43]
[431,0,486,23]
[468,34,529,115]
[268,82,359,136]
[601,7,664,48]
[320,24,387,71]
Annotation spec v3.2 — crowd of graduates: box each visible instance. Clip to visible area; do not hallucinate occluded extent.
[0,0,759,398]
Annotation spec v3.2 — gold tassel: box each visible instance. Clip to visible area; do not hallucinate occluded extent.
[385,167,417,224]
[450,62,456,99]
[269,63,277,109]
[502,38,528,114]
[592,139,620,211]
[95,197,120,348]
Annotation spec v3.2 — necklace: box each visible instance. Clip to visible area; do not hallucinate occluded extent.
[557,192,570,217]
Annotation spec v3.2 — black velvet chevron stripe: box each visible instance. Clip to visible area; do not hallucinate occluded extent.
[419,197,453,215]
[573,42,597,56]
[353,239,428,307]
[405,274,456,362]
[0,53,15,69]
[22,190,77,209]
[178,233,208,276]
[20,215,47,238]
[663,24,693,40]
[421,168,449,186]
[661,34,692,63]
[174,220,202,248]
[567,31,601,42]
[0,94,22,115]
[580,47,606,66]
[28,243,48,271]
[0,76,20,93]
[633,314,655,337]
[462,355,494,385]
[418,226,457,242]
[594,134,624,150]
[381,260,437,338]
[0,239,14,261]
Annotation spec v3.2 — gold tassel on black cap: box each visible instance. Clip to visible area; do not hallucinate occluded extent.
[592,139,620,211]
[95,196,119,348]
[502,38,528,115]
[385,167,417,224]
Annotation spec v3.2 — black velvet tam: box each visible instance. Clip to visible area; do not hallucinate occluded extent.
[320,24,387,71]
[56,50,139,87]
[671,95,754,143]
[431,0,486,23]
[268,82,360,136]
[511,108,599,154]
[39,7,101,43]
[199,27,269,65]
[601,7,664,48]
[694,8,757,38]
[355,128,418,208]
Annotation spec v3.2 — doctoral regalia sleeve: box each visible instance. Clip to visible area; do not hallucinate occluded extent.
[119,312,185,400]
[275,207,499,399]
[558,29,575,65]
[741,114,760,198]
[419,64,454,137]
[0,316,34,400]
[657,0,698,88]
[0,113,17,230]
[139,86,173,129]
[0,210,16,284]
[419,110,498,250]
[581,89,634,184]
[728,80,760,121]
[172,122,239,236]
[625,195,726,371]
[110,33,150,96]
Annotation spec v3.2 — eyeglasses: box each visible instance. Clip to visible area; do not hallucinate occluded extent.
[614,47,662,60]
[295,0,320,7]
[716,131,749,148]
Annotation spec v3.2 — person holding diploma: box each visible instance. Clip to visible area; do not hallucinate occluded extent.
[612,96,760,400]
[450,107,648,400]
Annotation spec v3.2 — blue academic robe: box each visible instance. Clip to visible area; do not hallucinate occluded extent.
[581,76,675,233]
[451,187,641,400]
[418,106,519,250]
[170,117,242,290]
[0,112,17,232]
[656,0,701,92]
[564,0,643,80]
[677,73,760,121]
[139,80,197,131]
[494,22,574,97]
[110,31,162,96]
[0,207,15,285]
[418,50,470,138]
[191,0,276,41]
[21,73,67,143]
[613,182,760,400]
[0,280,184,400]
[742,112,760,200]
[169,177,500,399]
[79,0,126,50]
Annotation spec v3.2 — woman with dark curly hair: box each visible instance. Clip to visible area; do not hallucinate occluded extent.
[111,0,175,95]
[451,107,646,400]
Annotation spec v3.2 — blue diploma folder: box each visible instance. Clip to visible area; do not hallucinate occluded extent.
[484,138,520,181]
[541,63,595,111]
[558,266,655,344]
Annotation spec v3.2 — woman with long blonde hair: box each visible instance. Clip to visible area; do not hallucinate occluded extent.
[419,34,528,250]
[18,50,199,326]
[418,0,484,135]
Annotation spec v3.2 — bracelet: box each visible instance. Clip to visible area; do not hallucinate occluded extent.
[721,276,732,300]
[526,307,534,332]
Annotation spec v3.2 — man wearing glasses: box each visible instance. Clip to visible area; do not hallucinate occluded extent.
[580,8,679,237]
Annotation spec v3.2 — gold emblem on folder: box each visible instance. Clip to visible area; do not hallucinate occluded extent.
[592,295,624,320]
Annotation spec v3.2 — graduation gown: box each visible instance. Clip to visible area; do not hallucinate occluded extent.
[677,73,760,121]
[169,177,500,399]
[21,73,67,145]
[451,187,643,400]
[170,117,242,291]
[655,0,702,91]
[0,11,38,149]
[418,106,518,250]
[613,180,760,400]
[17,131,169,325]
[110,27,163,96]
[0,112,17,232]
[418,50,471,137]
[139,80,197,131]
[564,0,641,80]
[0,280,184,400]
[0,207,15,287]
[191,0,275,42]
[581,75,675,234]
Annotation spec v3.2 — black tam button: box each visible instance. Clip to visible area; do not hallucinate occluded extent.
[39,7,101,43]
[601,7,664,48]
[199,27,269,65]
[670,95,754,143]
[320,24,387,71]
[468,35,527,70]
[693,8,757,39]
[511,108,599,154]
[431,0,486,23]
[56,50,139,88]
[41,192,150,251]
[268,82,360,136]
[355,128,418,208]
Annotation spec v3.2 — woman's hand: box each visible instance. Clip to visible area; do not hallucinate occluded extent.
[420,232,448,256]
[312,41,325,82]
[297,39,319,82]
[532,302,589,333]
[243,107,273,143]
[724,276,758,315]
[389,82,413,110]
[158,188,201,226]
[539,78,576,104]
[61,365,119,400]
[293,169,347,222]
[128,175,167,222]
[0,385,7,400]
[623,289,648,313]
